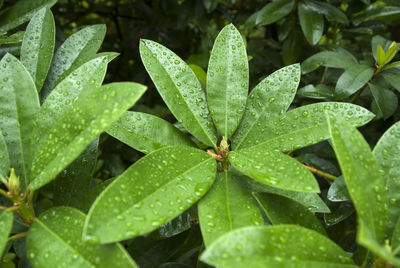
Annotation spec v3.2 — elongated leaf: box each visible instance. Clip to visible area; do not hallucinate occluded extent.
[27,207,137,268]
[282,29,304,65]
[240,102,374,152]
[0,0,56,32]
[305,0,348,24]
[33,56,108,151]
[373,121,400,239]
[298,2,324,46]
[297,84,334,100]
[50,138,98,208]
[392,217,400,251]
[327,113,387,250]
[30,82,146,190]
[42,24,106,98]
[301,49,358,74]
[255,0,295,26]
[230,148,319,192]
[83,146,216,244]
[382,70,400,92]
[335,64,374,99]
[0,130,9,177]
[0,31,24,45]
[198,170,263,247]
[140,39,217,147]
[232,64,300,150]
[372,35,392,62]
[377,45,386,66]
[107,111,195,154]
[201,225,356,268]
[20,7,55,92]
[0,54,39,189]
[327,176,350,202]
[0,211,13,256]
[369,83,398,120]
[206,24,248,138]
[254,192,326,235]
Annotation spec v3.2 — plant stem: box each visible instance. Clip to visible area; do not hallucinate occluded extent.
[320,67,328,84]
[349,84,368,103]
[303,165,337,181]
[8,232,27,241]
[0,188,10,199]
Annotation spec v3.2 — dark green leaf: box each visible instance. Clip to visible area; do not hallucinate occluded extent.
[327,176,350,202]
[334,64,374,99]
[207,24,248,138]
[254,192,326,235]
[27,207,137,267]
[0,31,24,45]
[107,111,195,154]
[255,0,295,26]
[83,146,216,243]
[140,39,217,147]
[20,7,55,92]
[301,49,358,74]
[201,225,356,268]
[324,202,354,226]
[305,0,348,24]
[0,211,13,256]
[369,83,398,120]
[198,170,263,247]
[282,29,303,65]
[298,2,324,46]
[382,69,400,93]
[297,84,334,100]
[30,82,146,190]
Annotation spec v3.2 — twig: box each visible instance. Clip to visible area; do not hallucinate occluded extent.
[303,165,337,181]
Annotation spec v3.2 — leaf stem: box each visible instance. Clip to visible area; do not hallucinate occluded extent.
[320,67,328,84]
[303,165,337,181]
[8,232,27,241]
[0,188,10,199]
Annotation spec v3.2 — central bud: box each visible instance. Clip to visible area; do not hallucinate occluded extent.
[207,137,230,172]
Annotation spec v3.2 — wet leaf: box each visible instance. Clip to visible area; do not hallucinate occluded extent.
[230,148,319,192]
[207,24,248,138]
[327,176,350,202]
[27,207,137,268]
[254,0,295,26]
[201,225,356,268]
[20,7,55,92]
[298,2,324,46]
[335,64,374,99]
[0,211,13,256]
[254,192,326,235]
[232,64,300,150]
[0,130,9,177]
[107,111,195,154]
[301,49,358,74]
[83,146,216,244]
[297,84,334,100]
[140,39,217,147]
[30,82,146,190]
[198,170,263,247]
[0,54,39,189]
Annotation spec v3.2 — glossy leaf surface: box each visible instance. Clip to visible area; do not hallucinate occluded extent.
[232,64,299,150]
[107,111,195,154]
[255,0,295,26]
[335,64,374,99]
[0,130,9,177]
[84,146,216,243]
[42,24,106,97]
[140,39,217,147]
[206,24,248,138]
[301,49,358,74]
[27,207,137,268]
[20,7,55,92]
[201,225,356,268]
[0,54,39,189]
[369,83,398,120]
[242,102,374,152]
[254,193,326,235]
[327,114,387,247]
[0,211,13,256]
[230,148,319,192]
[30,82,146,190]
[304,0,348,24]
[198,170,263,247]
[0,0,56,32]
[298,2,324,46]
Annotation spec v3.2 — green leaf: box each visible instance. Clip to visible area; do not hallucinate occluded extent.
[34,56,108,150]
[229,148,319,192]
[50,138,98,209]
[255,0,295,26]
[139,39,217,147]
[232,64,300,150]
[201,225,356,268]
[30,82,146,190]
[382,69,400,93]
[107,111,195,154]
[0,54,39,189]
[42,24,106,98]
[198,170,263,247]
[239,102,374,152]
[297,84,334,100]
[0,31,24,45]
[0,0,56,32]
[327,176,350,202]
[377,45,386,66]
[327,113,387,251]
[334,64,374,99]
[382,61,400,71]
[301,49,358,74]
[372,35,392,62]
[83,146,216,244]
[188,64,207,85]
[373,121,400,239]
[282,29,304,65]
[203,0,219,13]
[0,211,13,256]
[304,0,348,24]
[20,7,55,92]
[254,192,326,235]
[27,207,137,268]
[369,83,398,120]
[206,24,248,138]
[298,2,324,46]
[392,217,400,251]
[0,130,9,177]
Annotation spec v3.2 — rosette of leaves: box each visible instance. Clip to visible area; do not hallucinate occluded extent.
[84,23,373,263]
[0,6,146,267]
